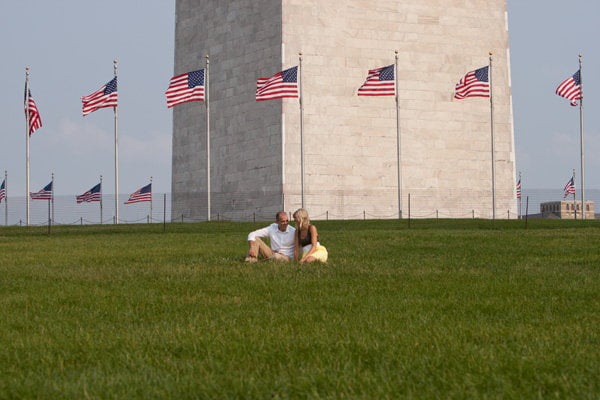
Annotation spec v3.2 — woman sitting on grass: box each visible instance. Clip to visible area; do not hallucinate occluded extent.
[292,208,328,263]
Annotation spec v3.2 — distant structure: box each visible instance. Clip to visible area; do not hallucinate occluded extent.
[540,201,595,219]
[172,0,516,220]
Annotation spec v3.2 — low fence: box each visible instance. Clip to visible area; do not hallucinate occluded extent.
[0,188,598,226]
[171,188,600,222]
[0,194,171,226]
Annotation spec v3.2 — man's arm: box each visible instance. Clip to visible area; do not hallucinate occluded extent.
[247,225,271,242]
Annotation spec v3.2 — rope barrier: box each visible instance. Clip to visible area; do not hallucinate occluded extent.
[5,190,599,226]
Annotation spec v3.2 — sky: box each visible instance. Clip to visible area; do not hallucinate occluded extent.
[0,1,599,196]
[0,1,175,195]
[507,0,600,190]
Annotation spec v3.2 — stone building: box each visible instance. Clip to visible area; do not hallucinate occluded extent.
[540,201,595,219]
[171,0,516,220]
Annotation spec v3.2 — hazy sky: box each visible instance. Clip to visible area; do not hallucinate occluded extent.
[1,1,598,195]
[507,0,599,190]
[0,1,175,195]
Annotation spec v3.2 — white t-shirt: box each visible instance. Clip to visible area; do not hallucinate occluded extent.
[247,223,296,258]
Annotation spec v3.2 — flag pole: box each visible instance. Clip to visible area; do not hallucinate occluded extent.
[47,177,51,234]
[489,52,496,220]
[99,175,103,224]
[150,176,154,222]
[205,54,211,221]
[4,170,7,226]
[113,59,120,224]
[395,50,402,219]
[518,171,522,219]
[578,54,585,219]
[299,52,305,209]
[25,67,31,226]
[51,172,54,224]
[572,168,577,219]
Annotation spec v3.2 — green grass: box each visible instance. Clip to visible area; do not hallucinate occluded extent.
[0,219,599,399]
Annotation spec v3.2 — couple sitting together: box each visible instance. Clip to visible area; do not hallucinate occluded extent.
[244,209,328,263]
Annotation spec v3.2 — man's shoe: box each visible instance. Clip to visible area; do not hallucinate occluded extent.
[244,256,258,263]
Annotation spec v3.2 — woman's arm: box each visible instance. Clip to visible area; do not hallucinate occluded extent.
[294,232,301,260]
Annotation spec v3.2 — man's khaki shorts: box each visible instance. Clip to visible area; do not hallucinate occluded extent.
[269,252,290,262]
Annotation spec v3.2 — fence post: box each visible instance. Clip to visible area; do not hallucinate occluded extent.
[80,217,83,225]
[363,210,366,220]
[181,214,184,223]
[525,196,529,229]
[472,210,475,219]
[163,194,167,232]
[436,210,439,221]
[326,211,329,220]
[47,199,51,235]
[163,194,166,232]
[408,193,411,228]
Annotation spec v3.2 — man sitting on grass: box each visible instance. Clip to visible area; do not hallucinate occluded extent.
[245,211,296,262]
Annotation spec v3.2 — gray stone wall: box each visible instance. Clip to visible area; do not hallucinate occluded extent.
[172,0,285,220]
[173,0,516,220]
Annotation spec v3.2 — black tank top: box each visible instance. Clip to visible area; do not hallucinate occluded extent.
[298,225,317,247]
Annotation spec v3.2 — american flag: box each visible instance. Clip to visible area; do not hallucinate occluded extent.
[76,182,102,203]
[125,183,152,204]
[454,66,490,99]
[563,177,576,198]
[25,88,42,135]
[165,69,205,108]
[256,66,298,101]
[555,70,582,107]
[516,179,521,199]
[82,77,118,116]
[30,181,53,200]
[0,179,5,203]
[357,65,395,96]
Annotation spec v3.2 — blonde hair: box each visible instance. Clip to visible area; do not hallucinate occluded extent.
[293,208,310,231]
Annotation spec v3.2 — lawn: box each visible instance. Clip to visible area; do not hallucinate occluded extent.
[0,219,599,399]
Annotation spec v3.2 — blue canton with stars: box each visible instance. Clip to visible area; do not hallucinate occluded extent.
[281,66,298,82]
[474,66,489,82]
[379,65,394,81]
[188,69,204,88]
[104,77,118,94]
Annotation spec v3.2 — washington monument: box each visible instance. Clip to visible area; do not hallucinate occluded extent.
[171,0,515,220]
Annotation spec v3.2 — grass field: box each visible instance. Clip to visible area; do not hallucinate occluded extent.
[1,219,599,399]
